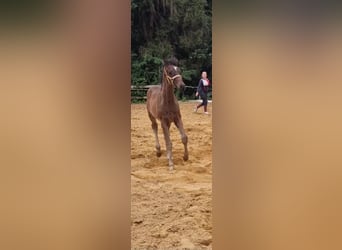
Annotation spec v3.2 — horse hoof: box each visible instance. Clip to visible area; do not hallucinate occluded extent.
[156,152,162,157]
[183,155,189,161]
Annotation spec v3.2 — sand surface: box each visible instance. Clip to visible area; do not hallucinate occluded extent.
[131,102,212,249]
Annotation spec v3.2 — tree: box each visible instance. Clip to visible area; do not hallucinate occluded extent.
[131,0,212,99]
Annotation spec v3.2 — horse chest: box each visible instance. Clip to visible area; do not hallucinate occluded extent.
[156,107,179,121]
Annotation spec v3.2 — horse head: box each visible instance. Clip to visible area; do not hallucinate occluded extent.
[163,58,185,89]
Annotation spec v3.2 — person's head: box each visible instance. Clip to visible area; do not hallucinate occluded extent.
[201,71,207,79]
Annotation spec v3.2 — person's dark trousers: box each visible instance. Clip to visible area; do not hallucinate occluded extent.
[196,92,208,112]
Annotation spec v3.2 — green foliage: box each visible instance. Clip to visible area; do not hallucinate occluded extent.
[132,0,212,98]
[132,53,163,86]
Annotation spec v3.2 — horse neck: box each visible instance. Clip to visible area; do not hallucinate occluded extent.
[161,78,176,103]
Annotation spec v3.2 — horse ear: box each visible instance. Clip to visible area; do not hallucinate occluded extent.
[163,57,179,66]
[170,57,178,66]
[163,58,171,66]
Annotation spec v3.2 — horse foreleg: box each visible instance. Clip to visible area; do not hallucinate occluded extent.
[175,118,189,161]
[152,123,161,157]
[149,114,161,157]
[161,121,173,170]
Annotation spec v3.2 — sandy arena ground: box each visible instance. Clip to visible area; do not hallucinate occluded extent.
[131,102,212,249]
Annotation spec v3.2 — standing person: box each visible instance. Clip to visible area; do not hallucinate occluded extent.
[194,71,210,114]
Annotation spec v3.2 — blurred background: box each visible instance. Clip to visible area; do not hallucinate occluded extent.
[214,1,342,249]
[0,0,130,249]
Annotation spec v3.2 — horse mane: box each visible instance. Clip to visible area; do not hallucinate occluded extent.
[163,57,179,67]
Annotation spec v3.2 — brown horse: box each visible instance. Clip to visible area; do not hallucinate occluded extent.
[146,58,189,170]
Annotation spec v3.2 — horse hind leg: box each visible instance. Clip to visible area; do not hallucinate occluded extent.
[148,113,161,157]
